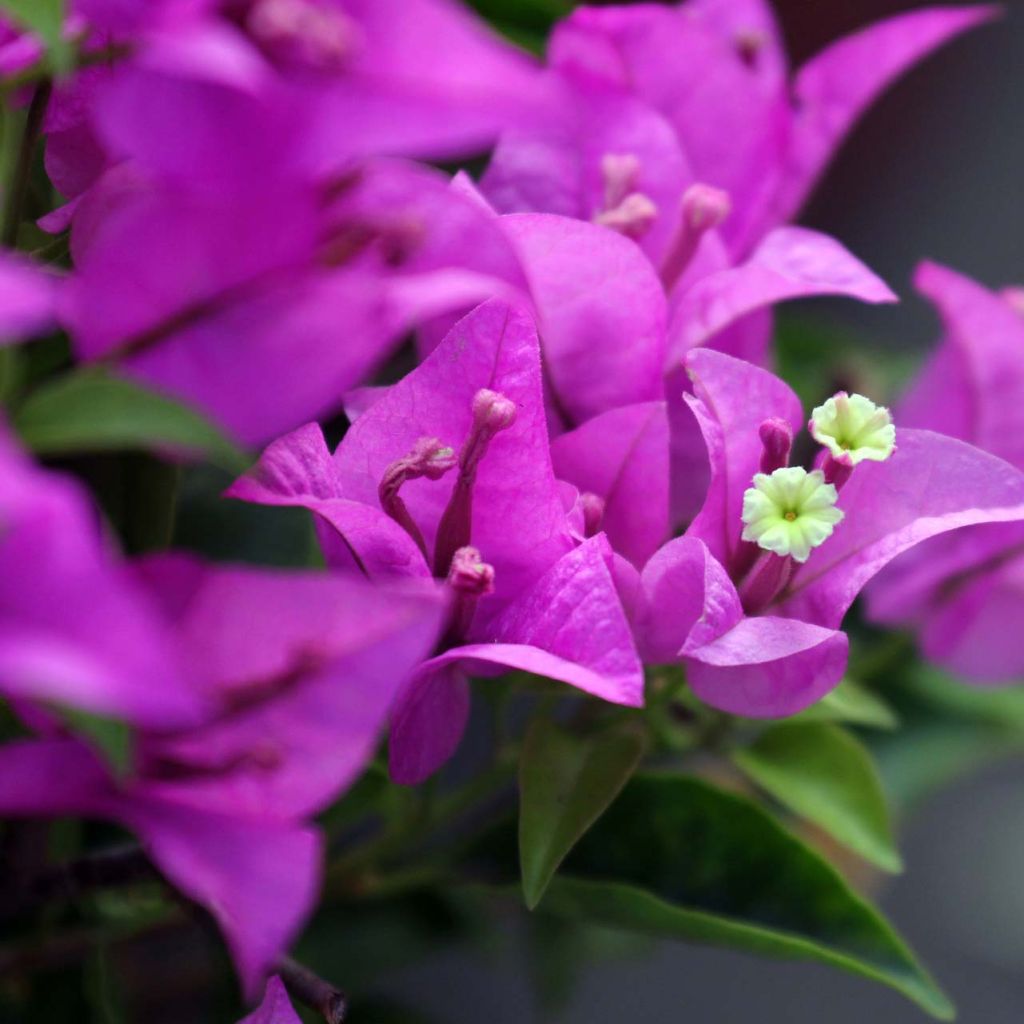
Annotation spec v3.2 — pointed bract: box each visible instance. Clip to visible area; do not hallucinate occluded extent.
[499,213,668,425]
[667,227,896,363]
[770,6,999,236]
[238,977,302,1024]
[684,616,849,718]
[333,299,573,603]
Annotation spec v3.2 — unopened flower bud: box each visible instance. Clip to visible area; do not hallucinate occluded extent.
[681,184,732,234]
[579,492,606,539]
[601,153,642,210]
[379,437,456,558]
[407,437,458,480]
[821,451,854,490]
[594,193,659,240]
[809,392,895,465]
[445,547,495,641]
[758,418,793,474]
[247,0,360,71]
[471,389,518,436]
[661,183,732,290]
[447,546,496,597]
[434,390,517,577]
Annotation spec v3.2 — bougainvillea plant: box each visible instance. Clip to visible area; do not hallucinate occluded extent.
[0,1,1020,1021]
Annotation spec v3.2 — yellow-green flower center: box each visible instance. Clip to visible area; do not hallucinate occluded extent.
[741,467,844,563]
[809,392,895,465]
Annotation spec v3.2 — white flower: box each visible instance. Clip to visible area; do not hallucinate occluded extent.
[741,467,844,563]
[809,392,895,465]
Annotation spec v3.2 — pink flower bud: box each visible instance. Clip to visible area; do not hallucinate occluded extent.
[594,193,659,241]
[600,153,642,210]
[758,418,793,474]
[821,452,854,490]
[447,546,496,596]
[471,389,518,436]
[379,437,456,558]
[681,184,732,234]
[579,492,606,539]
[661,183,732,291]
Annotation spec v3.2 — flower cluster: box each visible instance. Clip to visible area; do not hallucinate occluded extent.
[0,0,1018,1019]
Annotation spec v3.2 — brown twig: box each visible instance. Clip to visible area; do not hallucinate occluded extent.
[278,956,349,1024]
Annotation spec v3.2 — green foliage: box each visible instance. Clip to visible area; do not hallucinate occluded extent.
[56,708,134,779]
[467,0,570,50]
[543,774,953,1019]
[792,678,899,730]
[0,0,71,72]
[0,343,19,402]
[14,369,249,473]
[0,0,64,50]
[733,722,902,872]
[873,666,1024,809]
[519,717,646,909]
[774,312,918,409]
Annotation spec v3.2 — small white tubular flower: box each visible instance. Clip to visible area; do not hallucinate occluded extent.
[809,392,896,465]
[741,467,844,563]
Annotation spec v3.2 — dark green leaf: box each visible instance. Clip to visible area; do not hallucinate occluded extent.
[57,707,133,778]
[733,722,902,872]
[545,774,952,1019]
[0,343,20,403]
[519,718,646,910]
[14,369,248,472]
[791,678,899,730]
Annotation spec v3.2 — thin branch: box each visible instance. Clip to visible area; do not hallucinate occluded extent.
[2,80,53,248]
[278,957,349,1024]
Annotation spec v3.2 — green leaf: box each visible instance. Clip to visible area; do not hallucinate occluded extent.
[870,666,1024,809]
[0,343,21,404]
[519,718,646,910]
[0,0,70,70]
[57,707,133,778]
[733,722,902,873]
[875,721,1024,810]
[545,774,953,1020]
[907,666,1024,729]
[0,0,64,48]
[14,369,248,473]
[791,678,899,730]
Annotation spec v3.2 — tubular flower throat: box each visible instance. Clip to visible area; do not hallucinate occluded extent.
[741,467,844,564]
[809,392,896,465]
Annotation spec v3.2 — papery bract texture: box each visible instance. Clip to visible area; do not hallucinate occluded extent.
[866,262,1024,684]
